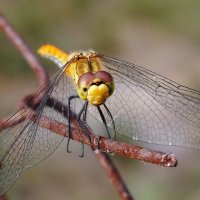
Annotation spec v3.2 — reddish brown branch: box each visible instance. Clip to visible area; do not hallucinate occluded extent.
[34,113,177,167]
[0,107,177,167]
[95,151,134,200]
[98,137,177,167]
[44,98,177,166]
[0,13,49,87]
[0,12,49,119]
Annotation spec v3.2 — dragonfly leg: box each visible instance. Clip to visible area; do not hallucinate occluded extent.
[77,102,90,157]
[97,106,111,139]
[67,95,79,153]
[103,103,117,140]
[82,102,90,141]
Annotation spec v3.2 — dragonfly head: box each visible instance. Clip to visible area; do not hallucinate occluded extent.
[77,71,114,106]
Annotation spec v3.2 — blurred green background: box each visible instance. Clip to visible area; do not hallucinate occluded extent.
[1,1,200,200]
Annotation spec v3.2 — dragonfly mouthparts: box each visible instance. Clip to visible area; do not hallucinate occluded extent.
[91,81,103,86]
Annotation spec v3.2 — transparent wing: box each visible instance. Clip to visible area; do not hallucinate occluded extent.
[0,63,77,194]
[98,55,200,149]
[0,111,39,194]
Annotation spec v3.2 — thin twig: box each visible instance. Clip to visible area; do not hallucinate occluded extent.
[31,110,177,167]
[45,98,177,167]
[0,13,49,87]
[95,150,134,200]
[0,103,177,167]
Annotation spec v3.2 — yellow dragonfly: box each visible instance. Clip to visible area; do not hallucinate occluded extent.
[1,44,200,194]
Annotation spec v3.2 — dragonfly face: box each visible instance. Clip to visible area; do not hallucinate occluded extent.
[77,71,114,105]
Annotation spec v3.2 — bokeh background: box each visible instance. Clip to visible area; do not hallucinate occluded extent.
[1,1,200,200]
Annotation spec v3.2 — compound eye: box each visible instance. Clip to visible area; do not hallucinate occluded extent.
[78,72,95,89]
[95,71,113,83]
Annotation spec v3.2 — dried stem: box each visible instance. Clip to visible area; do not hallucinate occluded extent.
[95,150,134,200]
[0,13,49,87]
[30,109,177,167]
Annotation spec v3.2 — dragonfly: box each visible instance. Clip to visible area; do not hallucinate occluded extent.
[1,44,200,194]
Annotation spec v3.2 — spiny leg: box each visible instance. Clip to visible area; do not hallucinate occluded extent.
[78,102,90,157]
[83,101,88,122]
[67,95,79,153]
[103,103,117,140]
[77,102,88,121]
[97,106,111,139]
[82,101,89,140]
